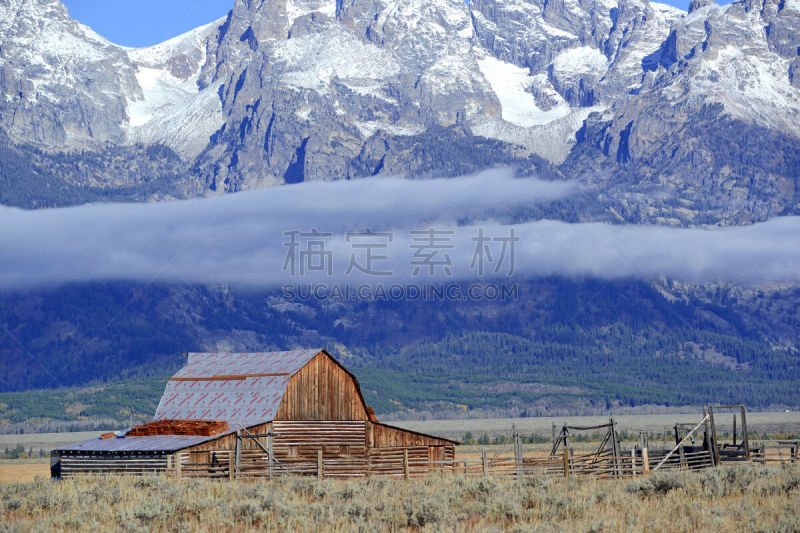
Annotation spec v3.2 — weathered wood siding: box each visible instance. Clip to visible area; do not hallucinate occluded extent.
[368,422,454,448]
[272,421,368,461]
[178,420,454,476]
[59,452,170,477]
[274,352,369,421]
[182,422,272,465]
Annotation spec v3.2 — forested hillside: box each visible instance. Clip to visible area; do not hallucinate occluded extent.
[1,278,798,428]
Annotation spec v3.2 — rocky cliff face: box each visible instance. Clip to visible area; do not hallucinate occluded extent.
[562,0,800,225]
[192,0,506,189]
[0,0,798,224]
[0,0,137,148]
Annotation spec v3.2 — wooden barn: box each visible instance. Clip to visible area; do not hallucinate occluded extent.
[53,349,457,479]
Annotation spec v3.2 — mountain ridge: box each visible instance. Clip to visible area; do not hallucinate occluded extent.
[0,0,797,226]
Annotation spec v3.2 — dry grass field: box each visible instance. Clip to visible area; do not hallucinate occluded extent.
[1,463,798,532]
[0,462,50,484]
[0,431,111,455]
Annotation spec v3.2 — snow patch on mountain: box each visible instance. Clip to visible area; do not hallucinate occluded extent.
[272,29,401,93]
[286,0,336,25]
[478,56,571,127]
[538,20,577,39]
[123,18,224,158]
[473,105,605,164]
[687,45,800,136]
[475,43,615,163]
[124,66,224,157]
[552,46,608,75]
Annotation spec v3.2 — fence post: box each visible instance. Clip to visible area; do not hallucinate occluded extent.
[403,449,410,480]
[228,451,235,481]
[631,449,636,476]
[679,446,687,470]
[268,432,273,480]
[740,407,751,461]
[709,406,720,466]
[235,430,241,467]
[317,449,323,480]
[563,445,570,477]
[610,418,621,476]
[642,447,650,475]
[175,452,182,480]
[514,431,523,478]
[482,448,488,477]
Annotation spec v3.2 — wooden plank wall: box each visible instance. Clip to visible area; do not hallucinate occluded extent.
[275,352,369,421]
[368,421,454,448]
[183,422,272,465]
[179,420,454,477]
[60,453,169,476]
[272,421,368,460]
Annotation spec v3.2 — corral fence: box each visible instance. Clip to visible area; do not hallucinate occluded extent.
[173,445,723,481]
[751,440,800,465]
[173,412,798,482]
[58,440,795,481]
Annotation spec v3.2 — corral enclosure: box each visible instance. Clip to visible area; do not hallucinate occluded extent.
[52,349,456,478]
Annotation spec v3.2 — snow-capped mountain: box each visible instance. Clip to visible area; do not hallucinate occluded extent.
[124,19,225,159]
[0,0,137,148]
[0,0,798,223]
[0,0,221,158]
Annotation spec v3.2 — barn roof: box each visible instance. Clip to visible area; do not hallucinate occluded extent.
[154,349,323,427]
[58,433,229,453]
[176,349,322,379]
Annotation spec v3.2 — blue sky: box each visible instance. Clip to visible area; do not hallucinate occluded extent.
[62,1,232,47]
[63,0,703,48]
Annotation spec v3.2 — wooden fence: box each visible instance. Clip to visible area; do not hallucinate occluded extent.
[59,443,795,481]
[58,434,796,481]
[750,441,799,465]
[174,445,721,481]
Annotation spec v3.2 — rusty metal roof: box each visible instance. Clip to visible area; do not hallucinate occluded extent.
[153,349,323,427]
[126,419,230,437]
[58,433,229,453]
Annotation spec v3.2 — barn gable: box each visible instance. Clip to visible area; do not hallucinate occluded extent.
[275,350,371,421]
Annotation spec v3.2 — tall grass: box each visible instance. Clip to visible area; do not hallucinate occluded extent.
[2,464,799,532]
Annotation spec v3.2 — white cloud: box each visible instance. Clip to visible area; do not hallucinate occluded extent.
[0,168,798,288]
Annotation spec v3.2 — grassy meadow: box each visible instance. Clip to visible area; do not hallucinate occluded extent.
[1,463,799,532]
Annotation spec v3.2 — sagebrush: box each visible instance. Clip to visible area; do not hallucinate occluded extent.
[2,463,800,532]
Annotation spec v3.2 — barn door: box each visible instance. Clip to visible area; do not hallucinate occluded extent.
[428,446,444,469]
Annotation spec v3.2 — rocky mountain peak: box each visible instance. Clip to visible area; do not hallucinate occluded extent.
[688,0,716,13]
[0,0,140,148]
